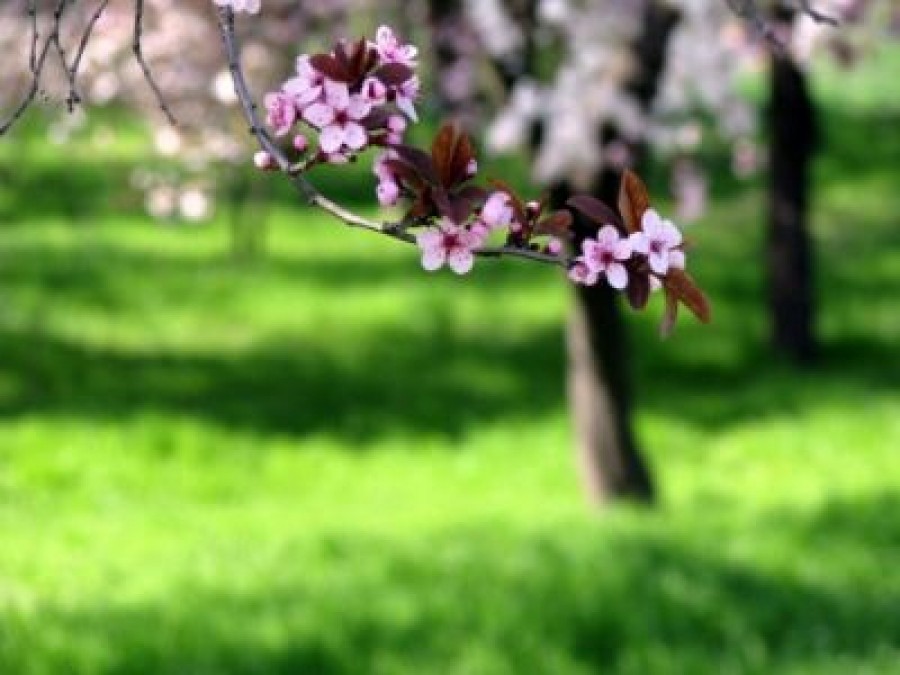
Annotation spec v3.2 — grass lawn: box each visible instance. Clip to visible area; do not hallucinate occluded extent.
[0,46,898,674]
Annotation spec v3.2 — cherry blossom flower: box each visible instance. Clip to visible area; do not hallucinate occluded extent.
[582,225,633,289]
[629,209,685,276]
[303,80,371,154]
[214,0,260,15]
[373,26,418,68]
[416,219,481,275]
[361,77,388,107]
[481,191,514,230]
[264,91,296,137]
[568,259,599,286]
[284,57,325,109]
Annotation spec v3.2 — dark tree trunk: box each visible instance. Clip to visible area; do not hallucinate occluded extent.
[563,1,680,505]
[768,25,819,364]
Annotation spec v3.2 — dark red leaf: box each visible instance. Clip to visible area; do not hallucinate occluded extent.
[567,195,624,231]
[659,287,679,338]
[375,63,414,86]
[309,54,351,83]
[626,272,651,311]
[390,145,438,184]
[618,169,651,233]
[534,210,573,237]
[664,269,712,324]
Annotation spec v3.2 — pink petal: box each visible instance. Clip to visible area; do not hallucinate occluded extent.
[481,192,511,227]
[648,251,669,276]
[347,96,372,121]
[319,125,345,154]
[597,225,620,245]
[396,96,418,122]
[613,239,632,261]
[641,209,663,237]
[421,247,446,272]
[416,229,443,250]
[447,247,474,275]
[668,250,686,269]
[343,123,368,151]
[324,80,350,110]
[303,102,335,128]
[661,220,683,247]
[605,263,629,290]
[629,231,649,255]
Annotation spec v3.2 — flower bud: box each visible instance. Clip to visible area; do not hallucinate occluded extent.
[293,135,309,153]
[376,180,400,206]
[253,151,277,171]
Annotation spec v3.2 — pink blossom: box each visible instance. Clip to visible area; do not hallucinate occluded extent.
[629,209,685,276]
[361,77,388,106]
[284,57,325,109]
[582,225,632,290]
[466,158,478,177]
[293,135,309,152]
[387,115,407,135]
[416,219,481,275]
[214,0,261,14]
[547,237,564,256]
[568,260,599,286]
[481,191,514,230]
[373,26,418,68]
[264,91,296,137]
[303,80,371,154]
[394,76,420,122]
[376,180,400,206]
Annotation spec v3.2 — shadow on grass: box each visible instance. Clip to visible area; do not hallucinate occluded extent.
[5,492,899,674]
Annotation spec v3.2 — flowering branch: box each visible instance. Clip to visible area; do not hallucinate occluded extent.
[214,7,565,268]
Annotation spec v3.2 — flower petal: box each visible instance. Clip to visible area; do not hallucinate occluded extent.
[343,123,368,151]
[629,231,649,254]
[641,208,662,236]
[303,102,335,128]
[668,249,686,270]
[606,262,629,290]
[421,247,446,271]
[447,248,474,275]
[648,251,669,276]
[613,239,632,261]
[319,125,345,154]
[324,80,350,110]
[662,220,683,247]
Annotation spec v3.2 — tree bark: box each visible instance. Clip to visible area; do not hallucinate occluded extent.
[768,25,819,364]
[564,1,680,505]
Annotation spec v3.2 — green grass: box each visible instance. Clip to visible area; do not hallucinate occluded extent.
[0,49,899,674]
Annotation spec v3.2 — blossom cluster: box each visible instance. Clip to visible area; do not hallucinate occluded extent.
[569,209,685,291]
[262,26,420,166]
[253,25,709,330]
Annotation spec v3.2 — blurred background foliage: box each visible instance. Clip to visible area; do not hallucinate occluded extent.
[0,6,899,675]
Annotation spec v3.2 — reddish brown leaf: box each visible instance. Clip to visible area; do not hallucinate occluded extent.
[659,287,680,338]
[534,210,573,237]
[309,54,351,83]
[626,272,651,311]
[567,195,624,231]
[664,269,712,324]
[390,145,438,184]
[431,123,460,188]
[447,131,476,187]
[618,170,651,233]
[375,63,415,86]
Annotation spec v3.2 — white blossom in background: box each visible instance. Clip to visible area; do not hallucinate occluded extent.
[214,0,261,14]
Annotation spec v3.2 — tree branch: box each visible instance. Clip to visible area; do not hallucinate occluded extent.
[214,7,566,269]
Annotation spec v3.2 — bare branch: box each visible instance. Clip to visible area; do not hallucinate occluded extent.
[132,0,177,126]
[214,7,566,269]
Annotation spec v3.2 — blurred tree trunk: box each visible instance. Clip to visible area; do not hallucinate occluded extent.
[767,13,820,364]
[564,1,680,505]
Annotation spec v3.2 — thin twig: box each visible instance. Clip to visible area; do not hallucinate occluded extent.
[132,0,177,125]
[68,0,113,109]
[215,7,566,269]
